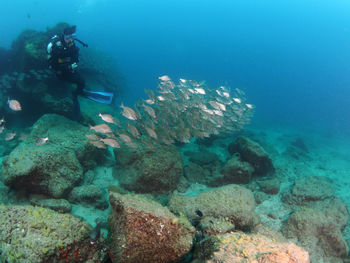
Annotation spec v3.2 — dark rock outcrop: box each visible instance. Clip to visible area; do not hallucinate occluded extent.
[68,185,108,210]
[114,143,183,194]
[228,136,275,177]
[210,154,254,185]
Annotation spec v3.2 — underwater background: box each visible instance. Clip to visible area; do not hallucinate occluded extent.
[0,0,350,262]
[2,0,350,131]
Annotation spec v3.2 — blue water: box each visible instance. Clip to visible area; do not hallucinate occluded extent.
[1,0,350,133]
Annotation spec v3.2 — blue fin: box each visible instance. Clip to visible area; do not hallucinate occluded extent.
[83,90,114,104]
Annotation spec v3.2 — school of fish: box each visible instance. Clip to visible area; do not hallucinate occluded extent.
[87,76,254,150]
[1,76,254,150]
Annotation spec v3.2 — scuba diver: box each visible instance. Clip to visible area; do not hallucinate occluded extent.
[47,25,114,121]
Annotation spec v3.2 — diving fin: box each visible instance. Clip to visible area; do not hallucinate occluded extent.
[83,90,114,104]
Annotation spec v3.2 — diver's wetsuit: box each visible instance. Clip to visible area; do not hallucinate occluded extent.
[47,34,84,120]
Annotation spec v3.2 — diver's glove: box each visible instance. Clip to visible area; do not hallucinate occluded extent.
[70,62,78,72]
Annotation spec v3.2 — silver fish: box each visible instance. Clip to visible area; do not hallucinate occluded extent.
[90,124,113,134]
[89,140,107,149]
[121,103,138,121]
[36,137,49,146]
[145,127,158,140]
[4,132,16,141]
[142,104,156,119]
[100,138,120,148]
[8,99,22,111]
[98,113,117,125]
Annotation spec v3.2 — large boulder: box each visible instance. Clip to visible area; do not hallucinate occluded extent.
[282,206,349,263]
[0,205,106,262]
[183,161,211,184]
[68,185,108,210]
[2,114,105,198]
[184,149,219,166]
[193,231,309,263]
[209,154,254,185]
[282,176,335,206]
[108,192,195,263]
[228,136,275,177]
[114,143,183,194]
[168,184,257,230]
[281,176,349,263]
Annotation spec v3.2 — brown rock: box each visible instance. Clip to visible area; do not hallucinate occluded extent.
[0,205,106,262]
[108,192,195,263]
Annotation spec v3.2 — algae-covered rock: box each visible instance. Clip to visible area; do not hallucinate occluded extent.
[183,162,211,184]
[282,206,349,263]
[0,205,106,263]
[209,154,254,185]
[114,143,183,194]
[197,216,236,235]
[257,178,281,195]
[282,175,335,206]
[30,197,72,213]
[228,136,275,177]
[281,176,349,263]
[169,184,257,230]
[2,114,105,198]
[185,149,219,166]
[108,192,195,263]
[68,185,108,210]
[10,29,48,71]
[193,231,310,262]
